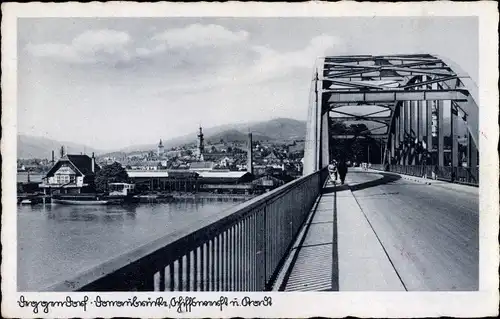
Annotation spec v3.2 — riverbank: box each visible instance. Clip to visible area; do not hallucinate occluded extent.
[171,193,255,200]
[17,192,255,205]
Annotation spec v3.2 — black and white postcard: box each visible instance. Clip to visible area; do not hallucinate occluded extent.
[1,2,498,318]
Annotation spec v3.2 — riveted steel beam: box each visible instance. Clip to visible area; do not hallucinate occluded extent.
[325,89,469,103]
[322,75,406,81]
[329,135,388,139]
[323,79,390,90]
[330,107,392,117]
[329,116,392,124]
[401,75,458,89]
[327,102,396,110]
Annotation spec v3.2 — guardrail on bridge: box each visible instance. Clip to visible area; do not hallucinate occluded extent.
[370,164,479,186]
[45,168,329,292]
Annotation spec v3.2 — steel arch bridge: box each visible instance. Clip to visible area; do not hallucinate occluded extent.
[303,54,479,183]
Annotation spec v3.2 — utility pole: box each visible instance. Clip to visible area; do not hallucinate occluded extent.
[368,145,370,164]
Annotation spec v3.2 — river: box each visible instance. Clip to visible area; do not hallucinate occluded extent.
[17,198,245,291]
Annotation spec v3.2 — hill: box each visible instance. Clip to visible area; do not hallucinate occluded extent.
[17,135,102,159]
[120,118,306,153]
[247,118,306,141]
[205,129,272,144]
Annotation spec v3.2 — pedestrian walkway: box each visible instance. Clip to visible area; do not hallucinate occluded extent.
[274,176,406,291]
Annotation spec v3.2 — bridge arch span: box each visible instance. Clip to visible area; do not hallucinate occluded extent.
[303,54,479,179]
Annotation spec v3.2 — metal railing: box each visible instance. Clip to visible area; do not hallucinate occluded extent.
[370,164,479,186]
[46,168,328,292]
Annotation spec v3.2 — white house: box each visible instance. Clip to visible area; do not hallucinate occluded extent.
[39,154,100,194]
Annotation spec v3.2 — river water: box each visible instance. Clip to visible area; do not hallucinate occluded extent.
[17,198,245,291]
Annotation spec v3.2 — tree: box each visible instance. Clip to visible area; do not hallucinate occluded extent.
[331,121,349,135]
[350,123,370,136]
[350,140,365,162]
[94,162,130,193]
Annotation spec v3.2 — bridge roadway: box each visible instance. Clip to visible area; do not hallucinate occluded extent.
[276,168,479,291]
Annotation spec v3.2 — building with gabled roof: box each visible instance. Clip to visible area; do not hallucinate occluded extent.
[39,153,100,194]
[252,175,285,193]
[197,171,255,194]
[197,171,253,184]
[189,161,214,171]
[263,151,284,164]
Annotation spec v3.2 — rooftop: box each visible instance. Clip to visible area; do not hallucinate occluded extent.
[126,170,169,178]
[189,161,215,170]
[46,154,100,177]
[198,171,251,179]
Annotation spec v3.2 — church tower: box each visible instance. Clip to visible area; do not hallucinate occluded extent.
[157,139,164,157]
[197,126,205,161]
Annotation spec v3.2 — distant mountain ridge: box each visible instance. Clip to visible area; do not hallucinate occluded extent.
[17,118,307,159]
[117,118,307,153]
[205,129,272,144]
[17,135,102,159]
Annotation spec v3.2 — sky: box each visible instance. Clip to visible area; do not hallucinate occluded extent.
[17,17,478,150]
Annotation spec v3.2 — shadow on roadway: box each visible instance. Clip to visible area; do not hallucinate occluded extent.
[348,172,402,192]
[322,183,349,194]
[322,172,401,194]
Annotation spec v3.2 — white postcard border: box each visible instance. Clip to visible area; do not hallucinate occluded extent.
[2,2,499,318]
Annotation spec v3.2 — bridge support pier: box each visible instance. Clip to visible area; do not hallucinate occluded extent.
[469,133,478,168]
[426,97,433,164]
[401,102,405,165]
[321,112,330,167]
[390,132,395,164]
[405,101,410,166]
[438,100,445,167]
[304,60,328,175]
[411,99,417,165]
[452,104,459,168]
[394,107,399,164]
[416,101,420,165]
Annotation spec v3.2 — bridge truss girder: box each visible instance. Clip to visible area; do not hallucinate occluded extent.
[303,54,479,175]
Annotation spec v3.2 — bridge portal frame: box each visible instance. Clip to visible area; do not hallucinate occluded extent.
[304,54,479,176]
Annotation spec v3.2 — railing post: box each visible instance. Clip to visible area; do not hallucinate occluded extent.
[186,252,191,291]
[217,234,222,291]
[210,238,215,291]
[228,228,234,289]
[136,269,155,291]
[159,267,165,291]
[200,244,205,291]
[178,257,184,291]
[262,206,268,290]
[236,222,241,291]
[219,233,223,291]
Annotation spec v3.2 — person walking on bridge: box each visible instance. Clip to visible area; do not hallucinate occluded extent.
[338,159,348,185]
[328,160,338,182]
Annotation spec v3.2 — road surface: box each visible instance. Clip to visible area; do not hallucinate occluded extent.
[347,170,479,291]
